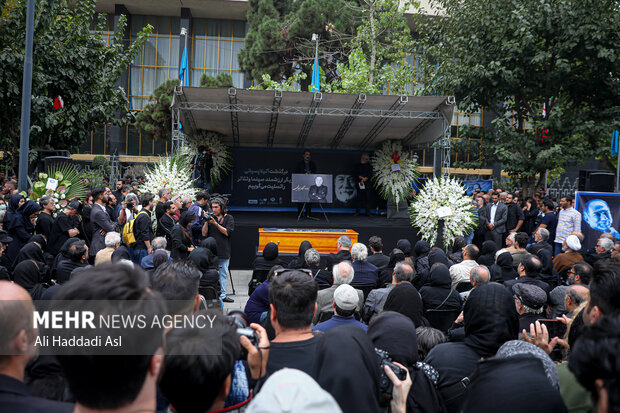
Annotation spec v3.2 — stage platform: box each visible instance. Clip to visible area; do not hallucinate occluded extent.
[230,211,420,269]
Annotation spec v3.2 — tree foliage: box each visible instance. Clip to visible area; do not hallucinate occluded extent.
[136,73,234,143]
[238,0,362,86]
[420,0,620,194]
[0,0,152,170]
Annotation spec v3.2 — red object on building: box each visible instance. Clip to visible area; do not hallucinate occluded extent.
[53,96,64,110]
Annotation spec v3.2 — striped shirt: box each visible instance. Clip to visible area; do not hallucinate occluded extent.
[554,207,582,244]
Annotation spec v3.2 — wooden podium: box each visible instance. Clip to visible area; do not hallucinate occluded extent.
[258,228,359,254]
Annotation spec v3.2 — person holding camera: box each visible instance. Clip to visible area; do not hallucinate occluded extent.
[170,211,196,260]
[188,191,210,245]
[131,193,155,264]
[205,198,234,302]
[117,192,141,226]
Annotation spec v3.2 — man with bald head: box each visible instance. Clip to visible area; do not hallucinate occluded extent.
[0,281,73,412]
[565,285,589,315]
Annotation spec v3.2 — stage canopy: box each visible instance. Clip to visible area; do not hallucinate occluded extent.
[171,87,455,150]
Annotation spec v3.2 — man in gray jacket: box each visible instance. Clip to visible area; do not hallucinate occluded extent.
[89,187,116,259]
[479,192,508,247]
[363,261,414,323]
[312,261,364,325]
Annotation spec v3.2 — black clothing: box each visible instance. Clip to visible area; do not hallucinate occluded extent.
[313,268,333,286]
[13,260,47,300]
[523,206,540,235]
[585,250,611,266]
[112,190,124,205]
[12,239,46,270]
[170,224,193,260]
[308,184,328,201]
[462,357,568,413]
[490,252,518,283]
[425,342,481,413]
[133,209,154,250]
[449,237,467,264]
[252,242,283,270]
[0,266,9,281]
[312,326,381,413]
[355,162,373,214]
[49,238,78,281]
[6,201,41,263]
[287,240,312,269]
[397,239,413,258]
[207,214,234,259]
[80,204,93,246]
[158,213,176,245]
[326,249,351,269]
[47,212,79,256]
[188,247,221,297]
[155,201,166,222]
[55,260,87,284]
[477,240,498,267]
[420,264,462,311]
[35,212,54,238]
[506,202,525,232]
[294,159,317,174]
[528,240,553,256]
[414,240,431,280]
[384,283,428,327]
[518,313,543,332]
[266,335,321,377]
[427,283,519,412]
[200,237,218,257]
[535,248,559,288]
[367,252,389,269]
[505,275,551,294]
[0,373,73,413]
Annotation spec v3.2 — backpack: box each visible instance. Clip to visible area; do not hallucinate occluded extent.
[122,210,148,246]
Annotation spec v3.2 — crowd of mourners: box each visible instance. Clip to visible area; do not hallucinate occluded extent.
[0,176,619,413]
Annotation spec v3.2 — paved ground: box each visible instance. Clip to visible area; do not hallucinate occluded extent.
[222,270,252,313]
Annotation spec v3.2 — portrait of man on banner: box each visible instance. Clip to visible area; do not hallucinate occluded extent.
[576,192,620,250]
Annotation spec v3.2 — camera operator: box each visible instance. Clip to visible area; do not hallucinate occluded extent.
[190,145,214,190]
[117,192,141,226]
[188,191,210,245]
[205,198,234,302]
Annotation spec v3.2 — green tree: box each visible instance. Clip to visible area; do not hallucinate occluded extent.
[135,78,179,141]
[335,0,418,94]
[0,0,152,172]
[239,0,361,87]
[136,74,234,143]
[420,0,620,195]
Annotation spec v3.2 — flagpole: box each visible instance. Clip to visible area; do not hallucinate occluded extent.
[616,145,619,192]
[18,0,35,193]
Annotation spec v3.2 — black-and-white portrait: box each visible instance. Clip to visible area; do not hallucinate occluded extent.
[291,174,333,203]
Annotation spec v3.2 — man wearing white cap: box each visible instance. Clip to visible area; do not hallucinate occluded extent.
[552,234,584,273]
[313,284,367,332]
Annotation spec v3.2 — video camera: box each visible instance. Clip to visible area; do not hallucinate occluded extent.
[375,348,407,403]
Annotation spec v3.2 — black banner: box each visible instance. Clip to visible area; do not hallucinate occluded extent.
[215,148,380,210]
[575,191,620,250]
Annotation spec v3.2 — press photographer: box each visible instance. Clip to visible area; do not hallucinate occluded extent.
[205,198,234,303]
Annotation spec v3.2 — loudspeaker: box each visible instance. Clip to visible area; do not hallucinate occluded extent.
[578,170,615,192]
[37,150,70,173]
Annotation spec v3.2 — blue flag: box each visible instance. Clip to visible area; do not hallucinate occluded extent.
[310,48,320,93]
[612,129,619,156]
[179,46,189,87]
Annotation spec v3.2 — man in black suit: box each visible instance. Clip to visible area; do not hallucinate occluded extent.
[479,192,508,247]
[89,187,116,260]
[295,150,317,218]
[0,281,73,412]
[308,176,328,202]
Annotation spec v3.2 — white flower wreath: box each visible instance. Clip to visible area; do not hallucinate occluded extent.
[140,154,197,201]
[370,140,419,207]
[409,176,478,249]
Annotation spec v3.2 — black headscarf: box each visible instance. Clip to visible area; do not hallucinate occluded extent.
[313,325,381,413]
[262,242,279,261]
[428,248,452,268]
[4,194,24,230]
[200,237,218,256]
[13,259,42,290]
[427,263,451,289]
[368,311,418,366]
[188,247,219,272]
[111,246,131,262]
[383,282,427,327]
[462,356,567,413]
[288,240,312,269]
[477,240,498,267]
[463,283,519,357]
[387,248,405,268]
[490,251,518,282]
[8,200,41,232]
[396,239,412,257]
[414,240,431,258]
[12,237,46,270]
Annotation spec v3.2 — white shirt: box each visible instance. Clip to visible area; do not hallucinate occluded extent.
[490,202,498,224]
[449,260,479,289]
